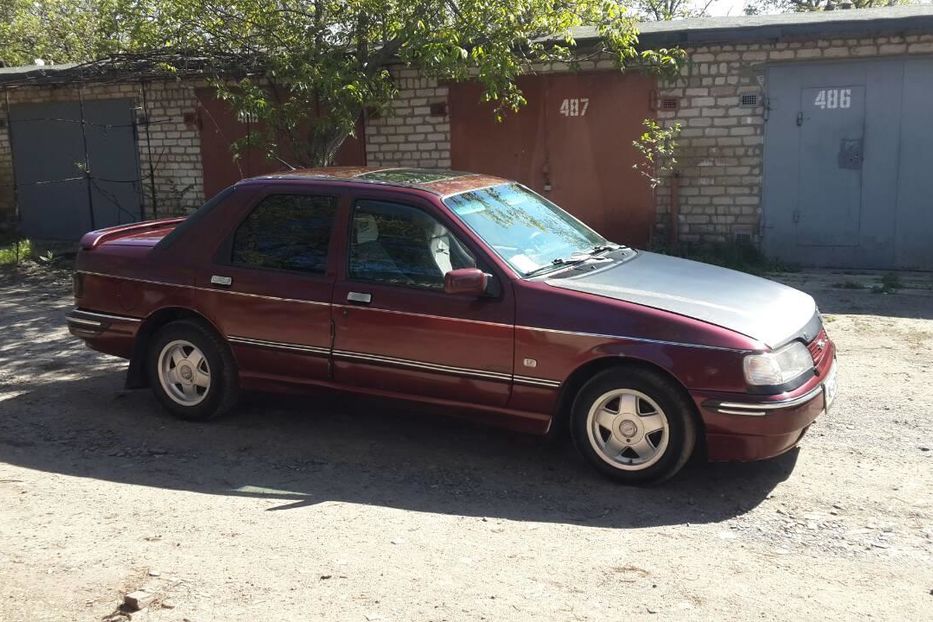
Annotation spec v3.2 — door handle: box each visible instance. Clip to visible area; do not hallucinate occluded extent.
[210,275,232,287]
[346,291,372,304]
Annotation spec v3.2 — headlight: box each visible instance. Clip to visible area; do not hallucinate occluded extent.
[743,341,814,387]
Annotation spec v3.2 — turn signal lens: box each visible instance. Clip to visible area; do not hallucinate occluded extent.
[743,341,814,386]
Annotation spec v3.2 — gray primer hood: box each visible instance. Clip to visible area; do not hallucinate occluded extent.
[546,251,817,348]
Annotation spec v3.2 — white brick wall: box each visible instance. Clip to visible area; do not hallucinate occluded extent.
[655,32,933,243]
[365,68,452,168]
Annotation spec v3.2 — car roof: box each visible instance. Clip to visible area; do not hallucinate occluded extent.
[240,166,510,198]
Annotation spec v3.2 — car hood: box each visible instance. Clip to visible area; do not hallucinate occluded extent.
[545,251,817,348]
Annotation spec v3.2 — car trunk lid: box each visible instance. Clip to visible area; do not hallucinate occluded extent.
[79,218,185,250]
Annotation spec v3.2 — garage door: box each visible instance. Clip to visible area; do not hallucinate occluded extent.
[196,89,367,200]
[449,72,657,247]
[762,58,933,270]
[8,99,142,240]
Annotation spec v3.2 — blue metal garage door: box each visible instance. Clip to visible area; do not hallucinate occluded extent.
[762,58,933,270]
[8,98,143,240]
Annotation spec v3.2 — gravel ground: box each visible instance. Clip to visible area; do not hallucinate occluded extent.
[0,266,931,621]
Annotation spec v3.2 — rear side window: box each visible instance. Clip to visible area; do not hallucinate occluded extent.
[232,194,337,273]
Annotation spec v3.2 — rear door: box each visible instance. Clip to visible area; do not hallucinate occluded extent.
[331,191,515,407]
[203,186,342,386]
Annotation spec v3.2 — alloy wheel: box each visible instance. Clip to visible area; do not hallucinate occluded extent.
[157,339,211,407]
[585,389,670,471]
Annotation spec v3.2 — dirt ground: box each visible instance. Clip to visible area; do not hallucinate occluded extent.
[0,266,931,622]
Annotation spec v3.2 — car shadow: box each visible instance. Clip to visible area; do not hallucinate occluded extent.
[0,371,798,528]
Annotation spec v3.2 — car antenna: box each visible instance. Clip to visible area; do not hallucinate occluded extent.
[273,155,297,171]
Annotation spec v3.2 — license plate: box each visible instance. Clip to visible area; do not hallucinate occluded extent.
[823,363,838,412]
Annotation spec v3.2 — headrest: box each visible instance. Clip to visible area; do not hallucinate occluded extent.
[355,214,379,244]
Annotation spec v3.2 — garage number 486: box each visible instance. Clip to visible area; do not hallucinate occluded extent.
[812,88,852,110]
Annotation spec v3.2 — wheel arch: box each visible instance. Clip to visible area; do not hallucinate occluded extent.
[553,356,704,440]
[126,307,227,389]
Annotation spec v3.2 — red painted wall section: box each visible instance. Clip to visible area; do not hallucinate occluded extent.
[196,88,366,200]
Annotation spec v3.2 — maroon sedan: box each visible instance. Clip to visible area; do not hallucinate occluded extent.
[67,167,837,484]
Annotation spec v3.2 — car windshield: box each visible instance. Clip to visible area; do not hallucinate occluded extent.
[443,183,609,276]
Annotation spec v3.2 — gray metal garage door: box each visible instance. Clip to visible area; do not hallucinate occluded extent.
[762,58,933,270]
[8,98,143,240]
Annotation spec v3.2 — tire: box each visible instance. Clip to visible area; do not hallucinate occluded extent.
[146,319,239,421]
[570,366,696,485]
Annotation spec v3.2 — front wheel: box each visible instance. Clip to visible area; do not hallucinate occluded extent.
[146,320,239,421]
[571,367,696,485]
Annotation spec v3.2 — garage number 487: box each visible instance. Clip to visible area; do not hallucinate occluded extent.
[813,88,852,110]
[559,98,590,117]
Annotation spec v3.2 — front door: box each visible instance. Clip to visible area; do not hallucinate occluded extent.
[332,193,514,407]
[203,188,341,387]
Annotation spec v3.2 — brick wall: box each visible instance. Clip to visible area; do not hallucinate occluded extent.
[3,31,933,244]
[136,80,206,217]
[655,32,933,244]
[0,117,13,225]
[365,67,452,168]
[0,78,204,233]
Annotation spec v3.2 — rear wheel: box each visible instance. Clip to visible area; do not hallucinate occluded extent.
[146,320,238,421]
[571,367,696,484]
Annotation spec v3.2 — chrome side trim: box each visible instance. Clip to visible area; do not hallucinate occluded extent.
[228,336,330,356]
[77,272,747,352]
[513,375,561,389]
[709,383,824,416]
[229,339,560,388]
[67,317,104,328]
[716,408,767,417]
[76,271,331,307]
[73,309,142,323]
[331,303,510,329]
[333,349,513,382]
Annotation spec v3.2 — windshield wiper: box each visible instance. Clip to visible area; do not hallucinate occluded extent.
[589,243,626,255]
[524,245,629,278]
[524,257,587,278]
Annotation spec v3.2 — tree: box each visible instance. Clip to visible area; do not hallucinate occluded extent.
[634,0,715,21]
[0,0,132,66]
[744,0,914,14]
[138,0,682,166]
[0,0,683,167]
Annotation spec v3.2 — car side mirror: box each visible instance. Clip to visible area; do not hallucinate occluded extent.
[444,268,488,297]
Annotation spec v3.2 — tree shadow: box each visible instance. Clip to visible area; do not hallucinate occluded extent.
[773,271,933,320]
[0,371,798,528]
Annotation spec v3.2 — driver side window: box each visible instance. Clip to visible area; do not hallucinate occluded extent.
[349,200,476,290]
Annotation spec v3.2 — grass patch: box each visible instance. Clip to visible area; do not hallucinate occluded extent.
[650,241,797,276]
[0,238,33,265]
[872,272,902,295]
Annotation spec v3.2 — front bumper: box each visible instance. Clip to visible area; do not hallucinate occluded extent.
[696,360,837,462]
